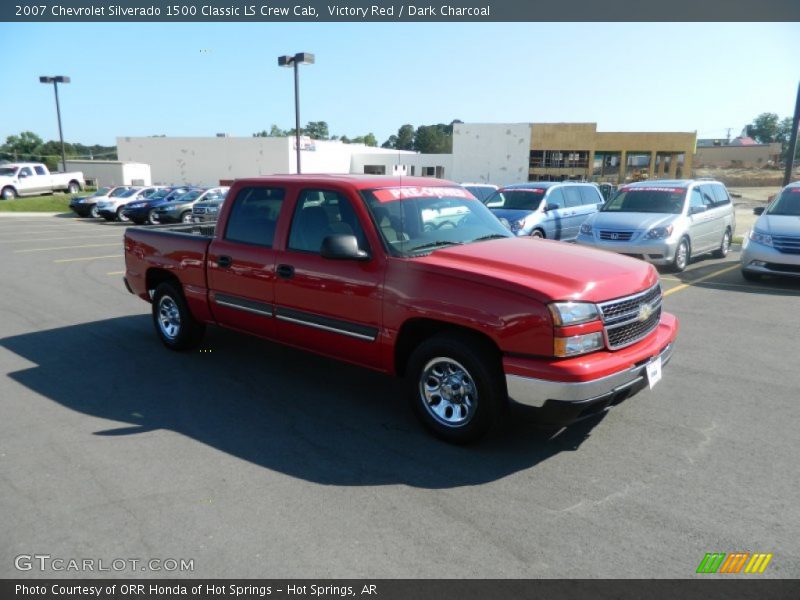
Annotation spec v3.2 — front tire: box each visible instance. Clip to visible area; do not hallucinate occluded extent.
[671,237,690,272]
[180,211,192,224]
[147,209,159,225]
[406,332,505,444]
[89,205,99,219]
[152,282,206,351]
[531,229,545,239]
[712,229,731,258]
[2,186,17,200]
[116,206,129,222]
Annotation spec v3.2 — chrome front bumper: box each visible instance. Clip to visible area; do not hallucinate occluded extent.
[506,342,674,409]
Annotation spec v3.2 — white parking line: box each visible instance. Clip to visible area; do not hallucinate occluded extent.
[0,233,122,244]
[107,271,125,276]
[14,243,119,254]
[54,254,122,263]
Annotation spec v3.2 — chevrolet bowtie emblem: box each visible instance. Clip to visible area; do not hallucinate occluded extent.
[638,302,654,321]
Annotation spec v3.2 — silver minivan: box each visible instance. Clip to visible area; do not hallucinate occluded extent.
[740,182,800,280]
[575,179,736,272]
[484,182,604,241]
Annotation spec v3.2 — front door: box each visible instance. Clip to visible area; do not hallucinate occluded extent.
[273,188,383,369]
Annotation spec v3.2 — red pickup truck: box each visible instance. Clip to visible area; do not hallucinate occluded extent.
[124,175,678,443]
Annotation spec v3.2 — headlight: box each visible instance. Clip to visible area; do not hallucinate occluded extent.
[208,206,218,213]
[554,332,604,357]
[580,222,593,235]
[548,301,600,326]
[749,229,773,247]
[509,218,526,233]
[645,225,674,239]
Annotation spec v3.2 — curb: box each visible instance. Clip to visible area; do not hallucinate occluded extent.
[0,212,74,218]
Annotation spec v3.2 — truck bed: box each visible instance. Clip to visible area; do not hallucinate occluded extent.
[124,223,216,303]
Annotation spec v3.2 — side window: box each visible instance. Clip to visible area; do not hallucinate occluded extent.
[578,186,602,206]
[711,184,731,207]
[34,166,47,175]
[545,187,566,209]
[288,189,368,254]
[563,186,582,208]
[689,189,705,210]
[224,186,285,247]
[700,185,715,207]
[19,167,33,178]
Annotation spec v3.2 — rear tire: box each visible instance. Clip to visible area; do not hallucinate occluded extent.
[151,282,206,351]
[67,181,80,194]
[671,237,690,272]
[406,332,505,444]
[712,229,731,258]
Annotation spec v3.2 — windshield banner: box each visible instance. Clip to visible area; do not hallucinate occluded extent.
[373,187,476,203]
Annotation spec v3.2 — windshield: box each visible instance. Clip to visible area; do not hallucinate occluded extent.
[766,188,800,216]
[92,186,112,197]
[109,187,131,198]
[176,190,203,202]
[147,188,172,200]
[0,167,18,177]
[463,185,497,203]
[361,186,511,257]
[484,189,545,211]
[602,187,686,214]
[118,188,140,198]
[164,188,191,201]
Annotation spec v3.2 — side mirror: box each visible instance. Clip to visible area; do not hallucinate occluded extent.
[689,205,707,215]
[320,234,369,261]
[753,206,765,216]
[545,203,560,212]
[18,172,28,179]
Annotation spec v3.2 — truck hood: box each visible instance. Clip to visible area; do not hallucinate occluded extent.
[588,211,676,231]
[413,237,658,303]
[756,214,800,236]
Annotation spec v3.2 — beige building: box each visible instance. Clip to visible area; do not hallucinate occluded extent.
[528,123,696,184]
[695,142,782,168]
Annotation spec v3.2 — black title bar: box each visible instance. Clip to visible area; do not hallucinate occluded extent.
[4,0,800,21]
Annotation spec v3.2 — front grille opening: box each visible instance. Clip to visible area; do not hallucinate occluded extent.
[598,284,663,350]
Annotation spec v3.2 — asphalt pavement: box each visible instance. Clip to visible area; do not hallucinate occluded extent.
[0,214,798,578]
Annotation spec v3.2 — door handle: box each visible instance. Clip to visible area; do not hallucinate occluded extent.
[217,255,232,268]
[276,264,295,279]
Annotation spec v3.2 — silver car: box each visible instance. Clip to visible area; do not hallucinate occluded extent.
[575,179,736,272]
[740,182,800,280]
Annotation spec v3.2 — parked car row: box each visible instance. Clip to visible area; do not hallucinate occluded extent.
[70,185,229,224]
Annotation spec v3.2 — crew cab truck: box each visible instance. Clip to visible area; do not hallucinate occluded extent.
[124,175,678,443]
[0,162,84,199]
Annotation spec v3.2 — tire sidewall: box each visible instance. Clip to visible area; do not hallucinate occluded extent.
[406,334,504,443]
[89,205,99,218]
[116,207,129,222]
[673,238,690,272]
[2,187,16,200]
[151,282,204,351]
[148,209,159,225]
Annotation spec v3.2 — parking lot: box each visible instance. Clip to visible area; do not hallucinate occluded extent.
[1,213,798,579]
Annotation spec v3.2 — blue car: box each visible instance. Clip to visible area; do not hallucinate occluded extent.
[484,182,604,241]
[122,186,194,225]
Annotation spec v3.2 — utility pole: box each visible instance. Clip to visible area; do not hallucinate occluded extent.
[784,81,800,187]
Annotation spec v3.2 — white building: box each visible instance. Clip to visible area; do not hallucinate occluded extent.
[64,160,152,187]
[116,136,452,185]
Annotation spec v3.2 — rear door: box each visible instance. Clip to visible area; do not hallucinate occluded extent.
[699,184,725,250]
[206,185,287,339]
[32,165,51,194]
[687,186,715,251]
[562,185,591,241]
[273,187,384,369]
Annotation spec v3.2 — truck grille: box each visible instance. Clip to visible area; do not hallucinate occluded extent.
[772,235,800,255]
[598,284,662,349]
[599,230,635,241]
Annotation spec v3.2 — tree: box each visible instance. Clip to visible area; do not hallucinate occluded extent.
[350,133,378,147]
[413,124,452,154]
[253,124,288,137]
[1,131,43,160]
[304,121,330,140]
[381,124,415,150]
[745,113,781,143]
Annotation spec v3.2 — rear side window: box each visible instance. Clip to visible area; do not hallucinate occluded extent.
[578,186,602,206]
[699,185,716,208]
[224,186,285,247]
[710,184,731,207]
[562,186,582,208]
[34,166,47,175]
[546,188,566,209]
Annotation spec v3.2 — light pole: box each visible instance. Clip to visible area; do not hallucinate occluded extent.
[277,53,314,174]
[39,76,71,172]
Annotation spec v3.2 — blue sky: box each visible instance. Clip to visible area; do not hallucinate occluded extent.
[0,22,798,149]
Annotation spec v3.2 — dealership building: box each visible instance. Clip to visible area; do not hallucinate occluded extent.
[116,122,696,187]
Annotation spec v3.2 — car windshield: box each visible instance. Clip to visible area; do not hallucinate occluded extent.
[0,167,18,176]
[484,189,546,211]
[164,188,190,201]
[602,187,686,214]
[92,186,112,196]
[118,188,140,198]
[176,190,203,202]
[147,188,172,200]
[766,189,800,216]
[110,187,131,197]
[361,186,512,257]
[463,185,496,203]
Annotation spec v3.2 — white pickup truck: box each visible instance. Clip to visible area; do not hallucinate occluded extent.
[0,162,85,200]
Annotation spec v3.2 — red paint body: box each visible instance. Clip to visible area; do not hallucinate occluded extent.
[124,175,678,381]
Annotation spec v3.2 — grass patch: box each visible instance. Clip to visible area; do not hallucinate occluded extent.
[733,235,744,245]
[0,194,74,212]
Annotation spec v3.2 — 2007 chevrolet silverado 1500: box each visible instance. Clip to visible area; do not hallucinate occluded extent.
[124,175,678,443]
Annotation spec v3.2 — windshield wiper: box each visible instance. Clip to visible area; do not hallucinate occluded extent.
[471,233,510,243]
[408,240,464,253]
